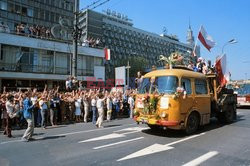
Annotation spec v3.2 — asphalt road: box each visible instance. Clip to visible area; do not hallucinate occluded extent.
[1,109,250,166]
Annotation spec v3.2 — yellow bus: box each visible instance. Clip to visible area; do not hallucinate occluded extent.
[134,67,236,134]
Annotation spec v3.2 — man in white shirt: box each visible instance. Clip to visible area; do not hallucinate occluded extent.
[128,95,135,118]
[96,94,106,128]
[39,97,48,129]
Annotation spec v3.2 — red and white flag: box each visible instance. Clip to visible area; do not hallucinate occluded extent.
[104,48,111,60]
[215,54,230,87]
[198,25,216,51]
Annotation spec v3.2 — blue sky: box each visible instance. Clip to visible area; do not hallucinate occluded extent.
[80,0,250,80]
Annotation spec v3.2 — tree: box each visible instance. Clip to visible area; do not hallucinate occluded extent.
[116,56,149,77]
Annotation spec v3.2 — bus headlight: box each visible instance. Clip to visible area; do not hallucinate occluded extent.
[161,112,166,118]
[137,102,144,108]
[160,97,169,109]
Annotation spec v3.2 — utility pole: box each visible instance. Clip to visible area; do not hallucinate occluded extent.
[126,61,131,88]
[72,0,79,78]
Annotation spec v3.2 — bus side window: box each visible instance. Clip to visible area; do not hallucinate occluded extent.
[181,78,192,94]
[195,79,208,94]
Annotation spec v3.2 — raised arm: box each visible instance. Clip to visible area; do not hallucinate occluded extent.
[56,86,60,93]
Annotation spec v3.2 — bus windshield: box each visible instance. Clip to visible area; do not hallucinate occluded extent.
[138,76,178,94]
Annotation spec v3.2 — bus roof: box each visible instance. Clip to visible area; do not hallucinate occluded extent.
[143,68,206,79]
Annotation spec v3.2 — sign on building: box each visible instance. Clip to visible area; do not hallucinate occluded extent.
[115,66,126,86]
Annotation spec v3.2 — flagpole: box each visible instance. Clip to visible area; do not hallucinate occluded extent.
[192,25,202,57]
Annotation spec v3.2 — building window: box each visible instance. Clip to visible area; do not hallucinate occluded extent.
[195,79,208,94]
[22,7,27,16]
[50,12,55,22]
[41,56,51,66]
[0,44,3,60]
[34,8,39,18]
[27,8,33,17]
[55,13,59,23]
[45,10,50,21]
[60,1,65,9]
[15,4,21,14]
[0,1,7,11]
[40,9,45,20]
[7,2,14,12]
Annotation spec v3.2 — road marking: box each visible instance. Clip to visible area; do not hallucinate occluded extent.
[93,137,144,150]
[117,132,205,161]
[165,132,206,146]
[0,140,23,144]
[0,136,45,144]
[182,151,219,166]
[79,133,125,143]
[55,123,135,137]
[0,123,136,145]
[78,130,140,143]
[117,143,174,161]
[115,127,149,132]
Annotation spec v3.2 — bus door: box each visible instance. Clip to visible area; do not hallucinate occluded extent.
[193,79,211,125]
[180,78,194,114]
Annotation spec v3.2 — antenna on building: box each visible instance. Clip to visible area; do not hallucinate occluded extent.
[188,17,191,29]
[163,26,167,35]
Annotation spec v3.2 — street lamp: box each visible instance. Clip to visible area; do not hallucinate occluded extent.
[126,61,131,88]
[72,0,79,78]
[222,39,237,54]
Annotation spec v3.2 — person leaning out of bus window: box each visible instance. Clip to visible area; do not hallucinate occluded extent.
[181,83,187,99]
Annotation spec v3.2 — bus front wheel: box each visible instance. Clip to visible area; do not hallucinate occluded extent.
[185,112,200,135]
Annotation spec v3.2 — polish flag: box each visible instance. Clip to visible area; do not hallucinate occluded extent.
[104,48,111,60]
[198,26,216,51]
[215,54,230,87]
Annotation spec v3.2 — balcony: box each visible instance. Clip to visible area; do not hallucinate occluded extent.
[0,62,94,76]
[0,32,104,58]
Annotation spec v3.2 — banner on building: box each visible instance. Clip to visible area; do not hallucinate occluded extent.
[115,66,126,86]
[104,48,111,60]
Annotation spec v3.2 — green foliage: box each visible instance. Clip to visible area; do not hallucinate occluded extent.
[117,56,149,77]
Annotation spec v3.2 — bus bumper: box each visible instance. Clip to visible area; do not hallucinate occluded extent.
[134,116,179,127]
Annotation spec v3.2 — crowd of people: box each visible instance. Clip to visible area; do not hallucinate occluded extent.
[0,21,10,33]
[16,23,52,39]
[82,37,101,48]
[0,86,136,141]
[187,57,214,74]
[1,21,102,48]
[0,21,53,39]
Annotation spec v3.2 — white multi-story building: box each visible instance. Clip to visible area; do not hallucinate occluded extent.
[0,32,105,91]
[0,0,105,91]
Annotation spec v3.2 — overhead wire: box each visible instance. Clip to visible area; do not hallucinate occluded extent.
[91,0,111,10]
[80,0,103,11]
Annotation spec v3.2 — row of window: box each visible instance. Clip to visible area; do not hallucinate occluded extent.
[1,0,74,12]
[0,45,100,71]
[0,1,73,23]
[103,30,189,52]
[182,78,208,95]
[140,77,208,95]
[103,23,191,50]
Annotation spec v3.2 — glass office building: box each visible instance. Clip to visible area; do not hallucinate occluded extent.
[79,9,198,78]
